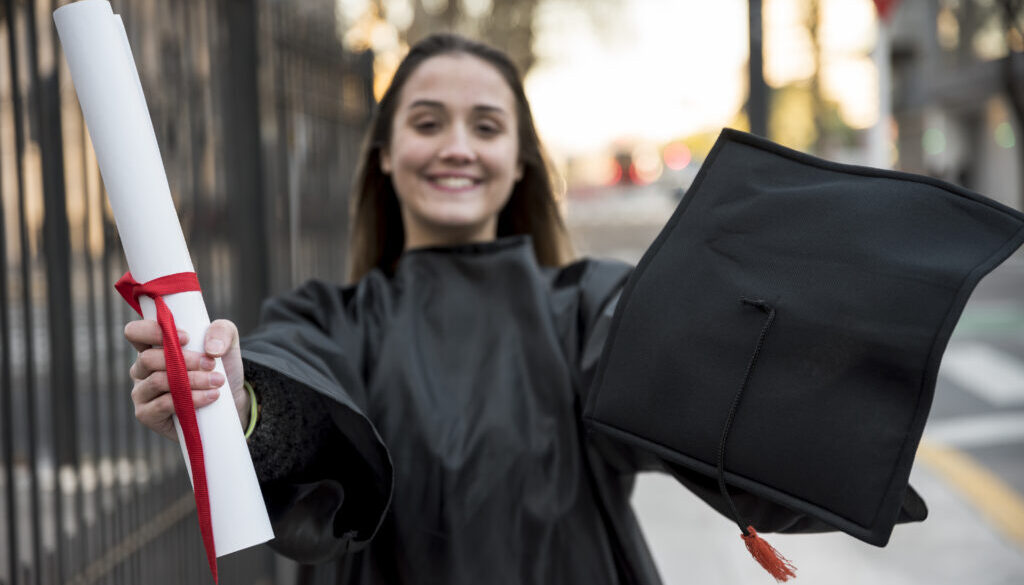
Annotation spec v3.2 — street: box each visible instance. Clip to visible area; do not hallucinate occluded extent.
[566,184,1024,584]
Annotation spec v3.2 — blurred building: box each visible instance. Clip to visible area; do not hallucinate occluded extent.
[888,0,1024,211]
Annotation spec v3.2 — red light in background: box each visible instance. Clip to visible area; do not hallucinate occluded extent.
[872,0,900,21]
[663,142,691,170]
[628,162,645,185]
[608,160,623,185]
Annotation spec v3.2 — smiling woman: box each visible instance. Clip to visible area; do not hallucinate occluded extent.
[123,32,851,585]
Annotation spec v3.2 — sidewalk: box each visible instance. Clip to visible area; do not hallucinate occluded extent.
[631,462,1024,584]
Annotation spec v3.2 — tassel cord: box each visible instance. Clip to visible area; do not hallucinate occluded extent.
[715,298,776,534]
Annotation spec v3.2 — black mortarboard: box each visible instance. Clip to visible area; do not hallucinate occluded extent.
[584,129,1024,580]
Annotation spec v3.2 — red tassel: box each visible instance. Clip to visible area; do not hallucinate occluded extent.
[741,525,797,582]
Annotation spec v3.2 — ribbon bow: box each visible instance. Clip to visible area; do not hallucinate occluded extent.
[116,271,217,582]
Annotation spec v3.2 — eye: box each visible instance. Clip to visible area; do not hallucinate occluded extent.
[476,121,501,136]
[412,118,440,133]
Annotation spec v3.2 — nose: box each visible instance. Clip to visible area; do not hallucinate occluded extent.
[438,124,476,164]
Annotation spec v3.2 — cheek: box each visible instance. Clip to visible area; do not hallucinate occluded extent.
[389,137,433,172]
[482,143,521,179]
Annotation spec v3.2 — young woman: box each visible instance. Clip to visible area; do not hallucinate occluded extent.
[125,34,817,584]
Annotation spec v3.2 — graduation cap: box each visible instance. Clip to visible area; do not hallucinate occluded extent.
[584,129,1024,580]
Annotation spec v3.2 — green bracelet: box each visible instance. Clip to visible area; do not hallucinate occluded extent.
[243,380,259,439]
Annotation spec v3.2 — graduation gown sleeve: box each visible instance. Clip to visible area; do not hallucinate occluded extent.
[240,277,393,563]
[566,259,928,536]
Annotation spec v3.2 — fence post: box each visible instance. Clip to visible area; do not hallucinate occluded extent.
[222,0,269,333]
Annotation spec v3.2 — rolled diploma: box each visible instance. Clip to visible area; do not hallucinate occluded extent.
[54,0,273,556]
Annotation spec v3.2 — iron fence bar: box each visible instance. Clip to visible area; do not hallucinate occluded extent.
[0,31,18,585]
[221,0,268,331]
[117,249,131,585]
[4,0,42,581]
[56,0,94,574]
[94,183,113,585]
[77,121,97,585]
[106,6,127,581]
[100,210,119,585]
[25,0,75,580]
[77,86,101,585]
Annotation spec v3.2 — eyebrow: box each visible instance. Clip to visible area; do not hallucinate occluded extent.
[407,99,508,115]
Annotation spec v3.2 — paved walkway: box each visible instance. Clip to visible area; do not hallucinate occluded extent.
[631,462,1024,585]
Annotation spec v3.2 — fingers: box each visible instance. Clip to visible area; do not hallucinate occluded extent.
[124,320,189,353]
[128,318,235,443]
[130,348,216,381]
[131,369,226,406]
[133,387,222,441]
[204,319,239,358]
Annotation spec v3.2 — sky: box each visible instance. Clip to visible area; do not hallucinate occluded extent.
[525,0,750,155]
[523,0,879,158]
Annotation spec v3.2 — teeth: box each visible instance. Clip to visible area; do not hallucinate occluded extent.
[433,176,474,188]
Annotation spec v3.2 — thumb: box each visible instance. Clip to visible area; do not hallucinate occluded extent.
[204,319,239,358]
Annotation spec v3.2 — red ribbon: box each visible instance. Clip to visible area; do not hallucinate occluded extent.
[116,271,217,583]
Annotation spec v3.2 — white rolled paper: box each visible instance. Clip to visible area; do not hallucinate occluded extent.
[54,0,273,556]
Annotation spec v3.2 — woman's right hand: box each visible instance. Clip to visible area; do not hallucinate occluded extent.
[125,319,246,441]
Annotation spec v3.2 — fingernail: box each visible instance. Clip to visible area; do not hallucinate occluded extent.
[206,339,224,355]
[178,329,189,343]
[206,389,220,401]
[200,356,216,370]
[210,372,225,387]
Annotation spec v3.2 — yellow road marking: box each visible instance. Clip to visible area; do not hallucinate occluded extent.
[917,440,1024,550]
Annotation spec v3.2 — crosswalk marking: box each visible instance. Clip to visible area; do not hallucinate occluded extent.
[939,341,1024,406]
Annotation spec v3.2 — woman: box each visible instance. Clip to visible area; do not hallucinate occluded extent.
[126,34,813,584]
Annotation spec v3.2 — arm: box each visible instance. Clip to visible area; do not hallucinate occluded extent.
[127,277,393,563]
[239,278,393,562]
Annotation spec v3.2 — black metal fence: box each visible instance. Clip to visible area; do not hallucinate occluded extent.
[0,0,373,583]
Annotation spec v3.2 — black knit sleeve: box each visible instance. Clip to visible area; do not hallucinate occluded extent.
[240,277,393,562]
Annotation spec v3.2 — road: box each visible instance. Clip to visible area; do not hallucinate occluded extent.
[566,184,1024,585]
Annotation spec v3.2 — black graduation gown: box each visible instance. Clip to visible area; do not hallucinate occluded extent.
[239,236,862,585]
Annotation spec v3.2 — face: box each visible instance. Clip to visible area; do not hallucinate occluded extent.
[381,53,523,249]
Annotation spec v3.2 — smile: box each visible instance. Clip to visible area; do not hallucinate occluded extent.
[428,175,481,191]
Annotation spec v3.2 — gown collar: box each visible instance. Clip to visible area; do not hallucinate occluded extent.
[392,234,541,285]
[399,234,533,259]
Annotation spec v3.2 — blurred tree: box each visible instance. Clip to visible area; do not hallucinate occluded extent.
[762,0,855,155]
[769,83,852,153]
[769,85,816,150]
[339,0,622,98]
[804,0,843,155]
[748,0,768,136]
[402,0,540,74]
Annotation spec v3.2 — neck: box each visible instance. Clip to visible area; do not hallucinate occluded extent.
[402,219,498,251]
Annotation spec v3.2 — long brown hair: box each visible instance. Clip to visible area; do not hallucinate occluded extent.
[347,33,574,282]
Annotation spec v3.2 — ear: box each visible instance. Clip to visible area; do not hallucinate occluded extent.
[380,148,392,174]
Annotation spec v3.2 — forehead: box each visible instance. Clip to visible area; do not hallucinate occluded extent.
[397,53,516,112]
